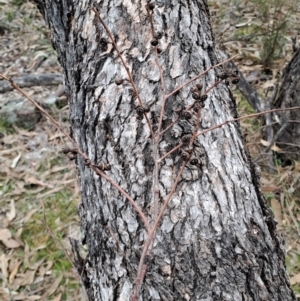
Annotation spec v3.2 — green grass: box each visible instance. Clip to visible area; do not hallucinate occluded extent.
[286,252,300,294]
[237,95,256,115]
[21,190,78,274]
[0,120,14,135]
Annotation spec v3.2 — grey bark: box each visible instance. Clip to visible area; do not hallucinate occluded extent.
[34,1,295,301]
[272,48,300,160]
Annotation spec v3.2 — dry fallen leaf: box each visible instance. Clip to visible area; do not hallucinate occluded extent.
[28,258,44,271]
[0,228,22,249]
[10,152,21,169]
[0,254,9,280]
[23,208,40,223]
[19,270,37,286]
[13,293,41,300]
[260,139,283,152]
[41,274,63,299]
[9,260,22,284]
[25,176,54,189]
[270,199,283,226]
[261,186,278,192]
[39,260,54,277]
[49,133,65,141]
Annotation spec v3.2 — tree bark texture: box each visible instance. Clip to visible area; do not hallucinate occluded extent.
[34,1,295,300]
[273,48,300,160]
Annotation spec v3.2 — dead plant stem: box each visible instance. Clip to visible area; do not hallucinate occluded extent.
[166,54,238,100]
[158,106,300,162]
[0,73,151,234]
[195,106,300,139]
[147,7,166,222]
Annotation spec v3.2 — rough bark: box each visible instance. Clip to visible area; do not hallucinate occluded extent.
[34,1,295,300]
[273,48,300,160]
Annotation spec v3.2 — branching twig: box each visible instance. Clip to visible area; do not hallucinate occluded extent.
[159,80,223,137]
[166,54,238,100]
[132,161,187,301]
[159,116,180,136]
[157,106,300,162]
[159,142,183,162]
[0,73,151,234]
[146,8,166,136]
[146,6,166,222]
[195,106,300,139]
[132,82,205,299]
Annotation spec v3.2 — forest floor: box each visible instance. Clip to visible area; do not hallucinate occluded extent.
[0,0,300,300]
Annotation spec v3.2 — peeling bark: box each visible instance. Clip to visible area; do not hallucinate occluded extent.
[34,0,295,300]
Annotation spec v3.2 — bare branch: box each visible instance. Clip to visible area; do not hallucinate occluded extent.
[196,106,300,138]
[146,7,166,137]
[166,54,238,100]
[159,116,180,136]
[0,73,151,234]
[158,142,183,162]
[132,161,187,300]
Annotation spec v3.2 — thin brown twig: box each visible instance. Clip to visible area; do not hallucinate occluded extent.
[151,109,203,234]
[146,8,166,136]
[0,73,151,234]
[131,237,152,301]
[165,54,238,100]
[91,165,150,233]
[152,162,187,233]
[0,75,76,148]
[196,106,300,138]
[132,90,205,300]
[159,142,183,162]
[158,106,300,162]
[132,161,187,301]
[160,80,223,137]
[159,116,180,136]
[92,7,155,140]
[146,7,166,222]
[163,143,184,162]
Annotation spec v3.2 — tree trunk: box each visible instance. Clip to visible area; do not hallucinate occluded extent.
[273,48,300,161]
[34,1,295,300]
